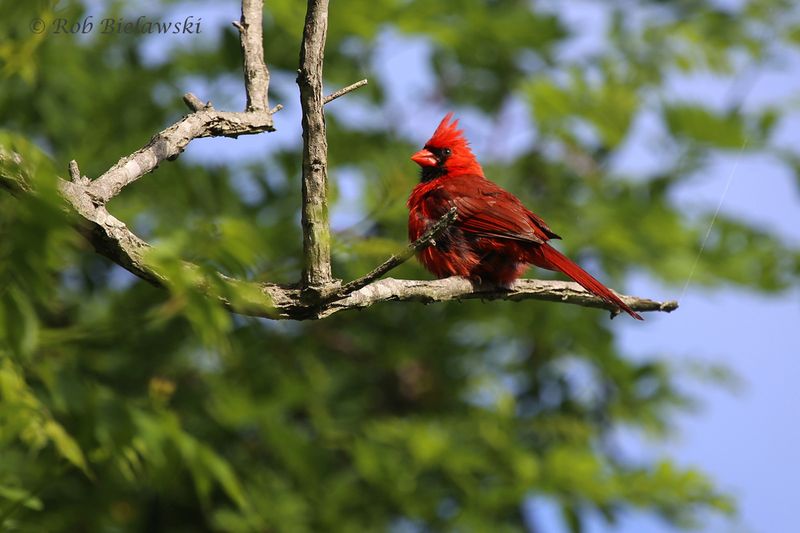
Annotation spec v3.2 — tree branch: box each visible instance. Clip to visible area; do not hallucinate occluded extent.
[297,0,334,294]
[323,79,368,105]
[315,278,678,321]
[68,159,81,182]
[4,160,678,322]
[335,207,457,297]
[43,182,679,322]
[234,0,270,111]
[85,105,274,203]
[182,92,208,111]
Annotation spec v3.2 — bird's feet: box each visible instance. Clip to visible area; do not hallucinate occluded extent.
[468,276,515,293]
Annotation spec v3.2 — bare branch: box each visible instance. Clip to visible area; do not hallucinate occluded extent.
[4,164,676,323]
[68,160,80,182]
[58,179,161,285]
[235,0,270,111]
[57,177,279,312]
[67,159,90,187]
[49,181,680,322]
[323,79,369,105]
[182,92,210,112]
[316,278,678,320]
[297,0,334,293]
[336,207,457,297]
[86,108,274,204]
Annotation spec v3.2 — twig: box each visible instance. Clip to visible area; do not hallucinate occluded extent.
[297,0,334,293]
[67,159,90,186]
[182,92,210,112]
[323,79,368,105]
[235,0,270,111]
[335,207,457,297]
[68,160,80,182]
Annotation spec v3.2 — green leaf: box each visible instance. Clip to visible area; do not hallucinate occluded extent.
[43,420,88,475]
[663,103,748,149]
[0,484,43,511]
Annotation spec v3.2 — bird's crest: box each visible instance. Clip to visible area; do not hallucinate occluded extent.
[426,112,468,151]
[425,113,483,177]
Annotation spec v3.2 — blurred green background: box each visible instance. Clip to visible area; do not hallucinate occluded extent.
[1,0,799,531]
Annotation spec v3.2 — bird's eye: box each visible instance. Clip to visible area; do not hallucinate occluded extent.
[442,148,451,156]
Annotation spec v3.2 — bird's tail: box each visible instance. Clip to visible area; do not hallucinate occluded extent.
[531,244,643,320]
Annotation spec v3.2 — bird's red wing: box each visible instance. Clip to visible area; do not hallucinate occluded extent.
[451,195,544,244]
[442,177,556,244]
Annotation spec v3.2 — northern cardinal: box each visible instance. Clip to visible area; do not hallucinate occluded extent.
[407,113,643,320]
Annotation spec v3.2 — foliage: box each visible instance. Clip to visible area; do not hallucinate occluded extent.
[1,0,798,531]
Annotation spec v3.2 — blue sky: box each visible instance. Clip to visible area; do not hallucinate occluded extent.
[134,1,799,530]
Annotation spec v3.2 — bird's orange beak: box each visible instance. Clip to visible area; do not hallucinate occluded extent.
[411,148,437,167]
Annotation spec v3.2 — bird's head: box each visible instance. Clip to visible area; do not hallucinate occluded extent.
[411,113,484,182]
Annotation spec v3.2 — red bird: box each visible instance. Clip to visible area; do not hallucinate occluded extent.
[407,113,643,320]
